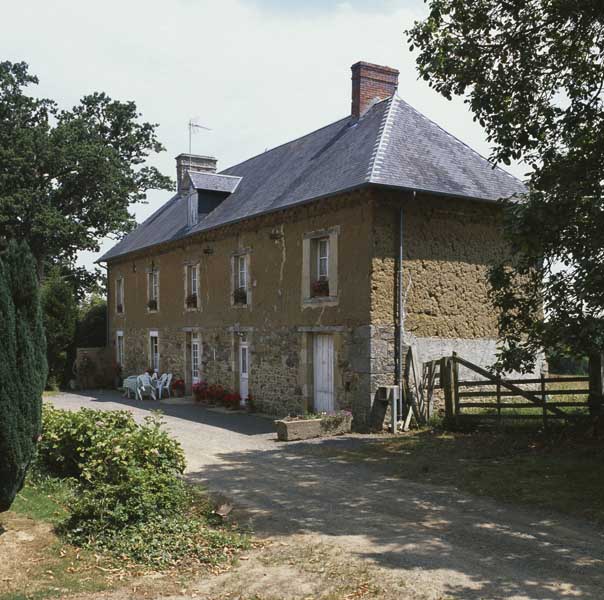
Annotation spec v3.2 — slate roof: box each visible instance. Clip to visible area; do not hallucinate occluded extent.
[188,171,242,193]
[98,95,525,263]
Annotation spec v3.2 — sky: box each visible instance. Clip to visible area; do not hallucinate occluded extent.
[0,0,526,270]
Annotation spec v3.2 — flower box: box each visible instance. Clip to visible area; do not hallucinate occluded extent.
[275,412,352,441]
[311,278,329,297]
[233,287,247,305]
[186,293,198,309]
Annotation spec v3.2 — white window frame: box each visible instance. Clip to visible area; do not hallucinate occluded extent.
[147,270,159,311]
[149,330,159,372]
[191,332,200,383]
[116,277,124,313]
[317,238,329,280]
[232,253,250,307]
[116,330,124,366]
[236,255,247,290]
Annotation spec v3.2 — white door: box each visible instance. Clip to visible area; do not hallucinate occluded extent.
[239,342,249,402]
[191,334,201,384]
[313,334,335,412]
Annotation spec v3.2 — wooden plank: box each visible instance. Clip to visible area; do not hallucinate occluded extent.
[458,388,588,398]
[457,376,588,387]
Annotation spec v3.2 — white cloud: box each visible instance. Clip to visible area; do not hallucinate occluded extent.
[0,0,525,270]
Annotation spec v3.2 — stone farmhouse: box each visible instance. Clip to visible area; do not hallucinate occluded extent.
[98,61,526,430]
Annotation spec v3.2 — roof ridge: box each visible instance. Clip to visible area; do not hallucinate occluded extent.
[220,114,352,175]
[367,95,398,182]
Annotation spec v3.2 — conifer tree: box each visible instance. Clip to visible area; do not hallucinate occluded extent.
[0,241,47,511]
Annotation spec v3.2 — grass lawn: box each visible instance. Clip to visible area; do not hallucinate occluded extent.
[329,423,604,524]
[0,476,114,600]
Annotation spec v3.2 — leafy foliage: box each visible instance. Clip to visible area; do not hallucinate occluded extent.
[0,60,173,278]
[408,2,604,371]
[75,296,107,348]
[0,241,47,511]
[41,267,77,387]
[37,406,248,567]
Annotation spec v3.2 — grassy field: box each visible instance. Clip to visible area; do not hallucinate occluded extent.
[328,422,604,524]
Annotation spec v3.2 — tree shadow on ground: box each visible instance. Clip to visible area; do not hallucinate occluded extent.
[50,390,275,436]
[188,438,604,600]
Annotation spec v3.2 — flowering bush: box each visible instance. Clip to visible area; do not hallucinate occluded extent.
[172,379,185,397]
[192,381,208,402]
[222,392,241,410]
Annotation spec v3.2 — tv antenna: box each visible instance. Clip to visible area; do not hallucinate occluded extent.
[188,118,212,156]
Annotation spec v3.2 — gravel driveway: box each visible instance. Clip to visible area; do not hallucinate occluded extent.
[49,391,604,600]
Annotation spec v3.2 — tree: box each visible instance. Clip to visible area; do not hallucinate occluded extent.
[0,241,47,511]
[76,295,107,349]
[41,267,78,387]
[408,2,604,372]
[0,61,173,281]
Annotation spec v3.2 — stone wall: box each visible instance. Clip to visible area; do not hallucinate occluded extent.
[369,190,545,379]
[107,190,375,426]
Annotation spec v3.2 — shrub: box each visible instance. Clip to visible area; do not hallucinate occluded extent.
[35,406,249,568]
[39,405,184,480]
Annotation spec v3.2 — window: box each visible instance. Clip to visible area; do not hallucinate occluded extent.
[317,238,329,280]
[233,254,248,305]
[191,333,200,382]
[186,264,199,309]
[149,331,159,372]
[147,270,159,311]
[302,227,339,304]
[116,278,124,313]
[312,237,330,297]
[116,330,124,366]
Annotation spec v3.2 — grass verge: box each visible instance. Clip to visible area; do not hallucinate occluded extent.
[328,423,604,524]
[1,471,250,600]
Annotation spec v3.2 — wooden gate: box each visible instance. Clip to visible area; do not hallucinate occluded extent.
[439,353,594,426]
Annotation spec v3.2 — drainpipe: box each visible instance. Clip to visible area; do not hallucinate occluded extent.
[395,192,414,418]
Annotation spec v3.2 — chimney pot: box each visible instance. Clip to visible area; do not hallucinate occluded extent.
[351,61,399,119]
[175,153,217,194]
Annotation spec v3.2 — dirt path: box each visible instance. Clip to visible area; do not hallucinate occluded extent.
[50,392,604,599]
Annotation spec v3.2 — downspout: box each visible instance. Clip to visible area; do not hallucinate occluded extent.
[395,192,414,415]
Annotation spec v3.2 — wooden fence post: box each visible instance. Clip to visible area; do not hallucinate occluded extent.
[496,375,502,425]
[452,352,460,421]
[588,353,604,417]
[442,357,453,420]
[541,373,548,430]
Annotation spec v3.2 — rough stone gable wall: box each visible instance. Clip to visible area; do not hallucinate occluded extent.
[368,189,534,385]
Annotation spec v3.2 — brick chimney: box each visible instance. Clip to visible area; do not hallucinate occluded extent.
[351,61,399,119]
[176,153,217,194]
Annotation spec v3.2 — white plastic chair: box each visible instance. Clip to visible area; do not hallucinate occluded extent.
[122,375,138,399]
[136,373,156,401]
[157,373,172,399]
